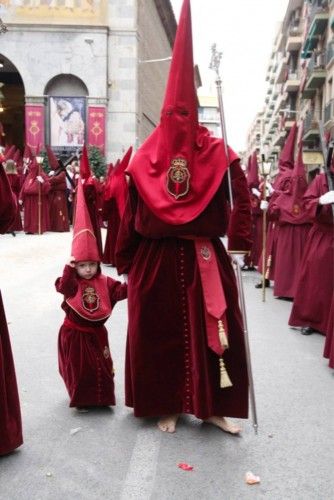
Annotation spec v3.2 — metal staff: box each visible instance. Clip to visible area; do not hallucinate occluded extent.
[209,44,233,209]
[210,43,258,433]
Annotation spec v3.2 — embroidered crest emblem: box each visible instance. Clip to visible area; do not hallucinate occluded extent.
[166,158,190,199]
[82,286,100,313]
[103,346,110,359]
[200,246,211,260]
[292,204,300,215]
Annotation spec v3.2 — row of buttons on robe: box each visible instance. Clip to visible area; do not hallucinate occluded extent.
[179,244,192,414]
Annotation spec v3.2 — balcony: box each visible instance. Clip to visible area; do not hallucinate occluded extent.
[302,5,329,58]
[304,51,326,92]
[324,99,334,128]
[272,129,287,147]
[326,41,334,68]
[303,111,320,142]
[285,24,304,52]
[284,69,301,92]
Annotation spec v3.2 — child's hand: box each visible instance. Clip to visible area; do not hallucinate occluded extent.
[68,256,76,268]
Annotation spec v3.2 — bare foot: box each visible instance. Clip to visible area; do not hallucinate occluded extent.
[157,414,179,433]
[204,416,241,434]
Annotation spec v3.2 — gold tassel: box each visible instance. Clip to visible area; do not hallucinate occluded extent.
[219,357,232,388]
[265,255,272,280]
[218,320,228,349]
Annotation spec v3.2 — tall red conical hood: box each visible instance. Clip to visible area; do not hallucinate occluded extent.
[126,0,230,225]
[113,146,132,216]
[71,177,100,262]
[23,145,33,161]
[278,123,298,173]
[273,124,310,225]
[4,145,16,161]
[273,123,298,190]
[12,149,21,163]
[46,145,59,170]
[80,145,91,180]
[247,151,259,189]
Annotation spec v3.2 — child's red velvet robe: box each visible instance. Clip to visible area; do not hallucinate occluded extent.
[55,265,127,407]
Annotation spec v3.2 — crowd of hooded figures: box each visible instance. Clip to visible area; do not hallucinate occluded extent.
[0,0,333,459]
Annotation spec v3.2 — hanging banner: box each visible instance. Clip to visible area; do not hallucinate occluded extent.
[25,104,44,153]
[87,106,106,153]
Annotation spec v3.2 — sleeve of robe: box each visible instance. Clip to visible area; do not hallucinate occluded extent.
[227,160,252,252]
[0,164,17,234]
[115,184,142,275]
[55,265,79,298]
[107,277,127,306]
[303,174,332,223]
[49,172,67,191]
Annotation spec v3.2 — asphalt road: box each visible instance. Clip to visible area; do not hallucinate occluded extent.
[0,230,333,500]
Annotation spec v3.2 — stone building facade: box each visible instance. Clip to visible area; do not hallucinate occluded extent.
[0,0,176,163]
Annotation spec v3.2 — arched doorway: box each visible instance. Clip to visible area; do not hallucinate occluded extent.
[44,74,88,157]
[0,55,25,148]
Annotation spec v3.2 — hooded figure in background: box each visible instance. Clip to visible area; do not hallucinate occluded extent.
[243,151,262,270]
[269,125,311,299]
[116,0,251,434]
[46,146,70,232]
[289,153,334,337]
[19,157,51,234]
[0,160,23,455]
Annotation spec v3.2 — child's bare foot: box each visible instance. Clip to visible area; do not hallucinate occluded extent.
[157,414,179,433]
[204,416,241,434]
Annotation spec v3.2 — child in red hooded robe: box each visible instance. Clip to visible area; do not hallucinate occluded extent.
[55,177,127,408]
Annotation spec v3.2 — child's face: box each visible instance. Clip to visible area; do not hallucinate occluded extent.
[75,261,98,280]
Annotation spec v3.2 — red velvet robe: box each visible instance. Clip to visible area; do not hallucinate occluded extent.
[55,265,127,407]
[116,163,252,419]
[6,173,23,232]
[289,174,334,334]
[20,174,51,234]
[0,165,23,455]
[102,198,121,266]
[48,171,70,232]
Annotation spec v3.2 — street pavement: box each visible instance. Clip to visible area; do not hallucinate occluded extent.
[0,230,333,500]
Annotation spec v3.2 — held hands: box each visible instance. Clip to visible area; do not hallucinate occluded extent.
[18,199,23,206]
[319,190,334,205]
[260,200,269,211]
[36,175,44,183]
[48,170,55,176]
[68,256,76,268]
[251,187,261,198]
[122,274,128,284]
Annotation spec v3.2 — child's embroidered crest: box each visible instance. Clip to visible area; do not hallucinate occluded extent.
[82,286,100,313]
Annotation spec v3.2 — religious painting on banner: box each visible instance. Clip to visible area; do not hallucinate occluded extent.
[49,97,85,149]
[25,104,44,153]
[87,106,106,153]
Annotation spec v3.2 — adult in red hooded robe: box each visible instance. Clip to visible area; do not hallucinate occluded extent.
[323,297,334,369]
[116,0,251,434]
[269,125,311,299]
[0,160,23,455]
[19,158,51,234]
[46,146,70,232]
[288,168,334,335]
